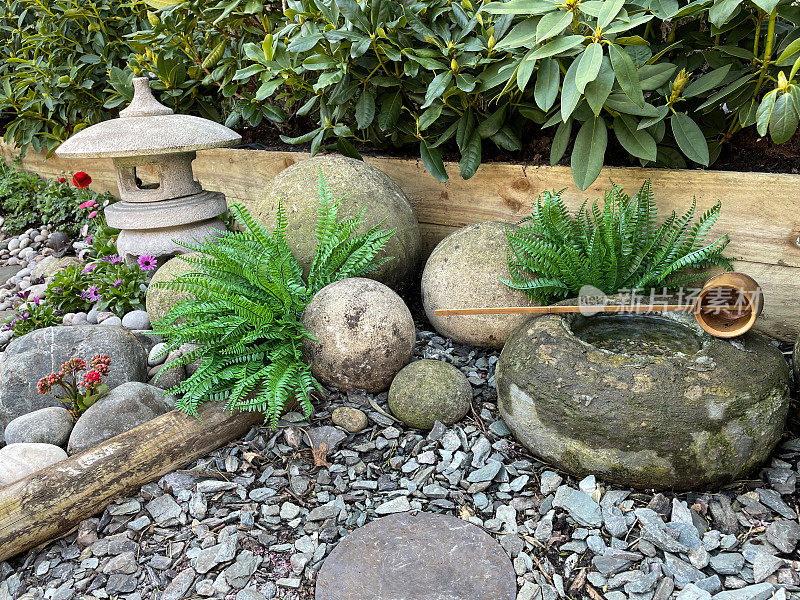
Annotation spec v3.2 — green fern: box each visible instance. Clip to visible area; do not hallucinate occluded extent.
[503,180,733,303]
[152,170,396,427]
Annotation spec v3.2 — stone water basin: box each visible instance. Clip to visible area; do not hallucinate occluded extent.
[496,301,791,489]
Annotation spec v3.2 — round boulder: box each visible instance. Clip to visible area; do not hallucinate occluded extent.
[0,443,68,487]
[302,278,415,393]
[422,222,538,350]
[496,301,791,490]
[67,382,175,454]
[245,155,421,289]
[3,406,74,447]
[388,359,472,430]
[146,254,196,324]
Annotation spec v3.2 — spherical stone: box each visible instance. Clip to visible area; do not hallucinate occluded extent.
[122,310,151,330]
[244,155,421,289]
[496,303,791,490]
[331,407,369,433]
[146,254,196,325]
[3,406,74,447]
[388,359,472,430]
[315,512,516,600]
[421,222,539,350]
[302,278,414,393]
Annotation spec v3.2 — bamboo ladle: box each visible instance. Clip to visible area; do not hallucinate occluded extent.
[433,273,764,339]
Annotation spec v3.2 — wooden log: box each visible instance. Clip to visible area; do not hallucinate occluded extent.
[3,142,798,341]
[0,404,262,562]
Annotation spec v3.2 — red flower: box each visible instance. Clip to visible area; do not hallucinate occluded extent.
[57,177,67,184]
[72,171,92,189]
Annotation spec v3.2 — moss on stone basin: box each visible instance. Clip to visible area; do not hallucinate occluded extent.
[495,300,791,490]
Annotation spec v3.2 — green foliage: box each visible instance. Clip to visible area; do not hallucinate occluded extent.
[47,264,93,314]
[2,0,800,189]
[0,162,113,236]
[2,296,60,337]
[0,0,145,154]
[48,257,148,316]
[152,172,395,426]
[504,180,734,302]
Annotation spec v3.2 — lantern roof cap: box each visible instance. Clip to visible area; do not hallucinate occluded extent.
[56,77,241,159]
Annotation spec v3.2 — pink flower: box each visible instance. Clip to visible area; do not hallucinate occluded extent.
[88,211,98,219]
[137,254,157,272]
[82,263,97,274]
[81,224,89,237]
[78,200,96,210]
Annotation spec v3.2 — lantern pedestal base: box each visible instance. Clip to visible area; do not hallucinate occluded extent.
[116,218,225,264]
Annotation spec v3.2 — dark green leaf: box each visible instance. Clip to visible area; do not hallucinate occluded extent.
[498,18,539,49]
[756,89,777,136]
[423,72,453,109]
[534,57,560,110]
[683,64,731,98]
[378,91,402,130]
[478,105,506,137]
[708,0,742,28]
[571,116,608,190]
[613,114,657,161]
[536,11,572,42]
[768,91,800,143]
[598,0,625,28]
[637,63,677,90]
[584,57,614,115]
[420,141,448,182]
[671,112,709,166]
[575,43,603,93]
[529,35,585,60]
[458,130,482,179]
[560,58,582,121]
[649,0,679,18]
[492,125,523,151]
[355,90,375,130]
[609,43,645,107]
[550,118,572,164]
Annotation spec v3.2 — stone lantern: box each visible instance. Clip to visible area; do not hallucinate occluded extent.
[56,77,241,261]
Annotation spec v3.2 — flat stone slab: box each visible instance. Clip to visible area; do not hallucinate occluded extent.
[316,512,516,600]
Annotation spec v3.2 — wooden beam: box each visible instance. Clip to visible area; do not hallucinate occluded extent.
[3,142,798,341]
[0,404,262,562]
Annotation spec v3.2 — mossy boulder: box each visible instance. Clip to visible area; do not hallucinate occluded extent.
[422,222,538,350]
[302,278,415,393]
[145,254,196,324]
[243,155,421,290]
[496,300,791,490]
[388,359,472,430]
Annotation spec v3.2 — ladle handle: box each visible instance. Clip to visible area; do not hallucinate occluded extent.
[434,304,698,316]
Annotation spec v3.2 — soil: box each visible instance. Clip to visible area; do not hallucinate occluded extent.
[237,120,800,175]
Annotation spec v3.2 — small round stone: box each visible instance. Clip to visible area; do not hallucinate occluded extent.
[122,310,151,330]
[331,407,369,433]
[148,343,168,367]
[422,222,538,350]
[3,407,74,446]
[316,512,516,600]
[302,278,414,393]
[0,443,68,487]
[388,359,472,430]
